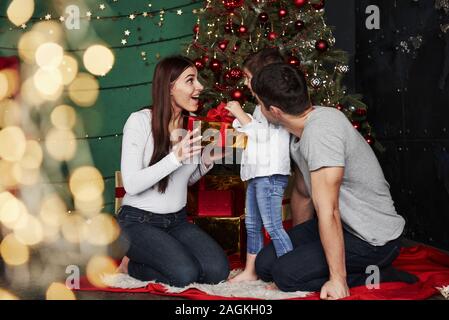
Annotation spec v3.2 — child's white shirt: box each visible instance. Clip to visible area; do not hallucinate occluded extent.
[232,105,291,181]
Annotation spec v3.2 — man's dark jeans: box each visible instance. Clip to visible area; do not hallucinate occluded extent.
[117,205,230,287]
[255,218,401,292]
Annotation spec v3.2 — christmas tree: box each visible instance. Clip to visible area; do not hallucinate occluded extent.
[186,0,379,148]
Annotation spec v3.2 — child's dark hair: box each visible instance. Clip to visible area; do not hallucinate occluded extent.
[251,63,311,116]
[242,48,285,75]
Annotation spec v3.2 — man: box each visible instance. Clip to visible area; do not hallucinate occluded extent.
[251,63,416,299]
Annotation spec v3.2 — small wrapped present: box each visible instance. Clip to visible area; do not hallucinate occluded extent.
[193,214,246,259]
[203,175,246,217]
[186,103,247,149]
[115,171,125,214]
[195,177,235,217]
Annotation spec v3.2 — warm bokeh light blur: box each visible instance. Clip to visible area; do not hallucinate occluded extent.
[68,73,99,107]
[86,255,117,288]
[35,42,64,69]
[69,166,105,202]
[51,104,77,130]
[83,45,115,76]
[0,233,30,266]
[84,213,120,246]
[0,289,19,300]
[59,55,78,85]
[6,0,34,27]
[0,126,26,162]
[46,282,76,300]
[44,128,77,161]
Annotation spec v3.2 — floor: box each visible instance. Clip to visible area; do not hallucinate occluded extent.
[0,239,447,300]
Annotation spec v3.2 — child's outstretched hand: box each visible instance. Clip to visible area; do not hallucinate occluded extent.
[225,101,244,117]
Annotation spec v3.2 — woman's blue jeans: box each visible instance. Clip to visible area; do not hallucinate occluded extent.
[246,175,293,257]
[117,205,230,287]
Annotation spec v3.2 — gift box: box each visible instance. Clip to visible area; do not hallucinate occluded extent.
[115,171,125,214]
[193,214,246,259]
[185,103,247,149]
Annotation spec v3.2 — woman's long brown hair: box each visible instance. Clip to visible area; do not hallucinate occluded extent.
[148,56,195,193]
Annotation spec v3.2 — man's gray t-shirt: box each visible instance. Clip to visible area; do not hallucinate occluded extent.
[290,106,405,246]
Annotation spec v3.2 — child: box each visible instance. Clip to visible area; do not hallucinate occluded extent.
[226,48,293,283]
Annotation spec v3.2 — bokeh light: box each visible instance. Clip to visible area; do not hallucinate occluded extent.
[61,213,86,244]
[84,214,120,246]
[69,166,104,202]
[39,193,67,228]
[46,282,76,300]
[35,42,64,69]
[0,289,19,300]
[44,128,77,161]
[0,233,30,266]
[19,140,43,170]
[86,255,117,288]
[0,99,21,127]
[33,68,63,97]
[83,45,115,76]
[0,69,19,101]
[0,126,26,161]
[6,0,34,27]
[59,55,78,85]
[51,104,77,130]
[68,73,99,107]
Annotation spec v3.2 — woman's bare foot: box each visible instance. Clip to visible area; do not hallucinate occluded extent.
[265,282,279,290]
[228,270,258,283]
[116,256,129,274]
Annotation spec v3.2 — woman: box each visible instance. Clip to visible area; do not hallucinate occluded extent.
[116,56,230,287]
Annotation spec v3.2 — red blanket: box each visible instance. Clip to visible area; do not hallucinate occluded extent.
[76,245,449,300]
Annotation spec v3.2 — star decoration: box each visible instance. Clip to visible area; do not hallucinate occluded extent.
[129,14,135,20]
[142,12,148,17]
[177,9,183,15]
[99,4,105,10]
[141,51,146,56]
[124,30,130,36]
[59,16,65,22]
[86,11,92,17]
[160,10,165,14]
[21,24,27,29]
[121,39,127,45]
[45,14,51,20]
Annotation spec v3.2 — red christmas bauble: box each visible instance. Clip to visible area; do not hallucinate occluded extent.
[287,55,300,66]
[294,0,308,8]
[295,20,305,31]
[315,39,329,52]
[238,25,248,35]
[312,0,325,10]
[279,8,288,18]
[231,88,244,100]
[335,103,344,111]
[364,134,375,145]
[258,12,269,23]
[218,40,229,51]
[194,58,205,71]
[209,59,222,73]
[224,23,233,33]
[202,55,210,64]
[268,31,278,41]
[225,68,244,84]
[354,108,367,117]
[193,24,200,34]
[352,121,361,130]
[223,0,244,10]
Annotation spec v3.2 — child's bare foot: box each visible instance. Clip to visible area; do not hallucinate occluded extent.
[228,270,258,283]
[116,256,129,274]
[265,282,279,290]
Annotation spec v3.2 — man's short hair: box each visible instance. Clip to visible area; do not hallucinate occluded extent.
[242,48,285,75]
[251,63,311,116]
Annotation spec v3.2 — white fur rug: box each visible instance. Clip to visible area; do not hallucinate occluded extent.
[101,269,310,300]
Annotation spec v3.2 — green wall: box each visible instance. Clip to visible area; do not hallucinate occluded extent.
[0,0,202,213]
